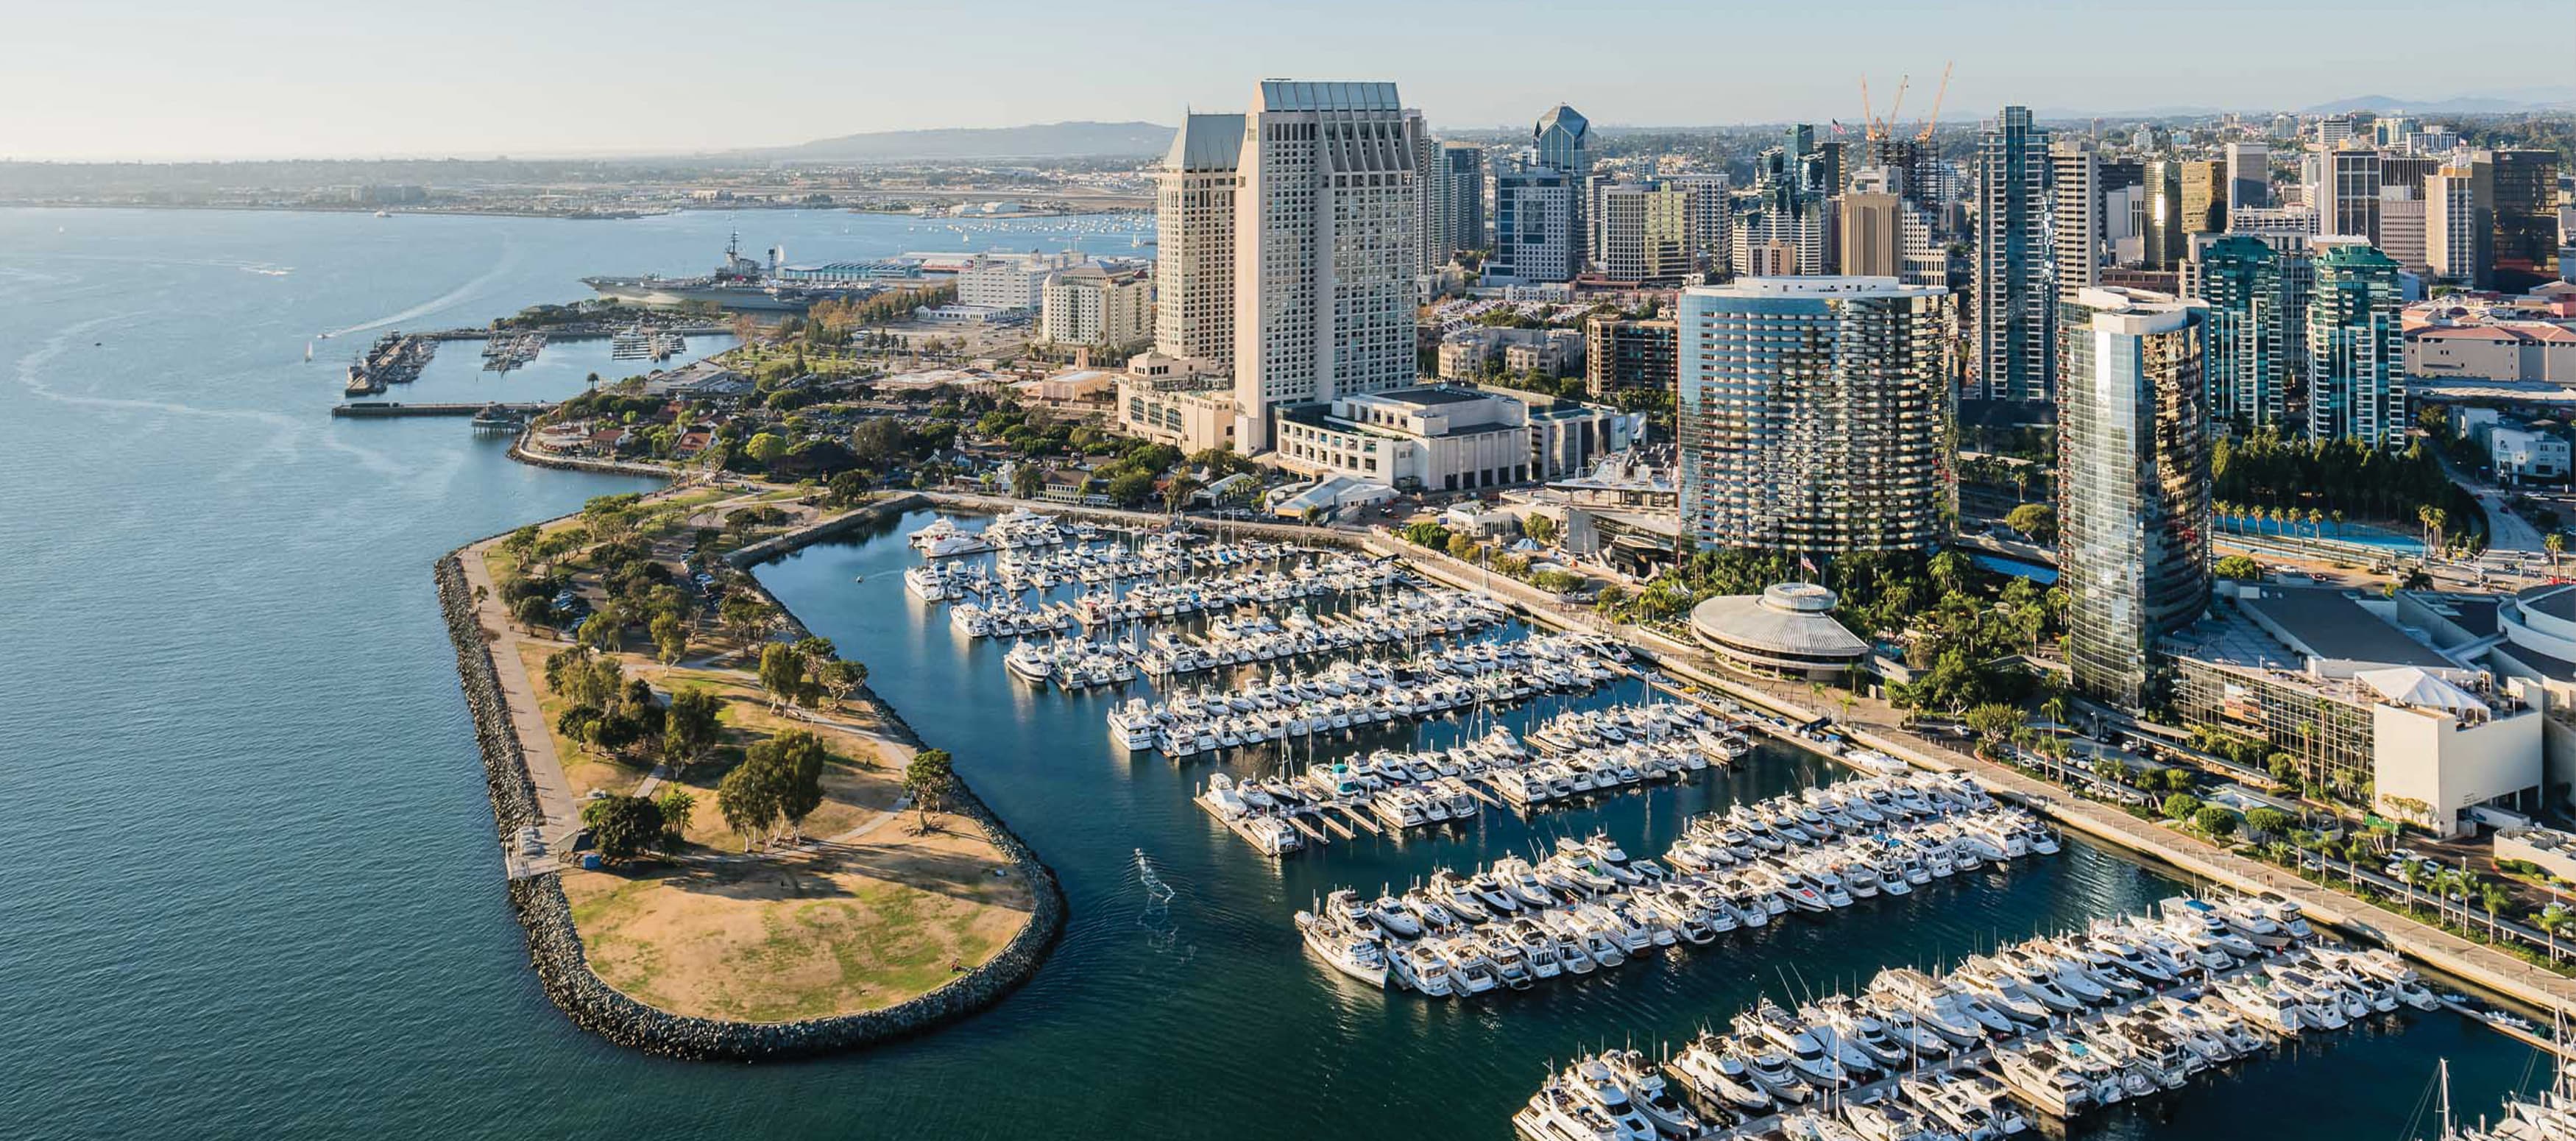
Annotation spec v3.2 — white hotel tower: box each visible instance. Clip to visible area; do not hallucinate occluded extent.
[1231,80,1426,451]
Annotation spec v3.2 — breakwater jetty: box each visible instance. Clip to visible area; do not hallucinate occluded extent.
[334,401,551,419]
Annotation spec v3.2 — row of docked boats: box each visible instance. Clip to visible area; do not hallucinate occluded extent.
[1133,596,1513,676]
[1199,705,1746,855]
[1294,773,2054,996]
[905,509,1094,559]
[990,534,1311,589]
[1110,633,1634,757]
[1515,893,2438,1141]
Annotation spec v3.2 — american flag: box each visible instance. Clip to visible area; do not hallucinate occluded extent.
[1798,554,1818,574]
[1827,120,1849,137]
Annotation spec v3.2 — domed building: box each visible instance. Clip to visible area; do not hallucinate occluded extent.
[1688,583,1871,680]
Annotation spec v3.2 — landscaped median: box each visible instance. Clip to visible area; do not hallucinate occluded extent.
[447,484,1064,1059]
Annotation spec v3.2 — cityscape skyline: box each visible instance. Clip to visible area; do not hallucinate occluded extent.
[7,0,2571,162]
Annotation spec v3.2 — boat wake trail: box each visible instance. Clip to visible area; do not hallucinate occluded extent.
[1130,848,1193,963]
[323,237,519,339]
[14,314,416,484]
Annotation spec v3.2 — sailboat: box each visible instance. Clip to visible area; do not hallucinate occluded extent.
[304,341,314,362]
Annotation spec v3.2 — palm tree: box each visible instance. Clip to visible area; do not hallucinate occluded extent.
[2396,860,2425,914]
[2478,883,2514,942]
[2307,508,2324,540]
[2330,509,2345,537]
[2547,531,2564,574]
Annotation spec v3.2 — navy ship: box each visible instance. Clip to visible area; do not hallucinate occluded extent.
[582,230,836,313]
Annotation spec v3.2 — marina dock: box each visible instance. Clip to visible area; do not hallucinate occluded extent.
[333,401,551,419]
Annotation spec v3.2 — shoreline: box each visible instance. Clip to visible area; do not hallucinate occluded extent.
[436,490,1065,1061]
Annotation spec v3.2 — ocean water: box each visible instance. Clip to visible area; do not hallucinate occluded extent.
[0,205,2546,1140]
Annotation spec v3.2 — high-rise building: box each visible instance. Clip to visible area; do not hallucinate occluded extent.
[2051,142,2103,303]
[2377,186,2429,277]
[1433,141,1487,255]
[1231,80,1425,451]
[2328,149,2383,243]
[1583,315,1677,401]
[1153,113,1244,363]
[1412,130,1443,276]
[1594,181,1694,285]
[2179,160,2227,237]
[1666,172,1733,276]
[2059,286,2210,704]
[2143,160,2184,271]
[2307,243,2407,446]
[2482,149,2561,280]
[2426,165,2491,288]
[1732,201,1827,277]
[1040,264,1153,347]
[1677,277,1953,553]
[1974,105,2055,403]
[2224,141,2271,210]
[1487,157,1577,285]
[2189,235,2301,430]
[1533,105,1592,264]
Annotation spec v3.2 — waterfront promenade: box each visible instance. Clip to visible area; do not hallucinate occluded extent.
[1377,530,2576,1022]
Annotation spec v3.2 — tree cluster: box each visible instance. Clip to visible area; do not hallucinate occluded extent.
[714,730,831,849]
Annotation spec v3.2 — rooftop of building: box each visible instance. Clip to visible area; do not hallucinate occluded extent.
[1689,584,1872,660]
[1256,80,1402,113]
[1685,276,1947,300]
[2234,585,2457,669]
[1357,385,1497,409]
[1166,113,1246,172]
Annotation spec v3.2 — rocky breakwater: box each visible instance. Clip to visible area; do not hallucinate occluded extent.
[437,550,1067,1061]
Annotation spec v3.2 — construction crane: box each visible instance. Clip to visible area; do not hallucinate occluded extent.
[1914,60,1954,143]
[1858,74,1910,141]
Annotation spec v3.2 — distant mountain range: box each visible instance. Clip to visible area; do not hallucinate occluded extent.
[753,121,1174,162]
[2033,89,2576,121]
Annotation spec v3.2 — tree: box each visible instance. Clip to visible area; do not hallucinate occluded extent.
[716,760,782,850]
[2193,806,2239,840]
[2246,807,2295,839]
[758,641,812,710]
[654,788,696,849]
[2479,882,2515,941]
[662,688,723,768]
[1522,513,1559,545]
[720,595,771,647]
[2213,554,2265,581]
[749,730,829,840]
[905,748,956,833]
[816,659,868,709]
[649,612,688,664]
[745,432,789,469]
[1966,702,2025,743]
[1105,468,1157,509]
[2162,792,2203,822]
[1163,475,1203,516]
[1010,463,1045,501]
[2549,531,2566,573]
[576,604,626,651]
[2003,502,2056,545]
[503,523,542,568]
[1446,533,1480,562]
[512,594,554,631]
[580,794,665,863]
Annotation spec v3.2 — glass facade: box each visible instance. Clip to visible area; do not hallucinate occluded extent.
[2059,288,2210,704]
[2191,235,2303,431]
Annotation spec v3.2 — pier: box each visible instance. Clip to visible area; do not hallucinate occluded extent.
[333,401,553,419]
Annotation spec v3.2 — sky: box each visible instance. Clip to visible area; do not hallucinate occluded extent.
[1,0,2555,162]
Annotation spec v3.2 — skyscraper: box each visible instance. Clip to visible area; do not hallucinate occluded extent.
[2307,243,2407,446]
[1231,80,1425,451]
[1486,157,1577,285]
[2328,149,2383,243]
[1974,105,2054,403]
[2143,160,2184,272]
[1434,141,1487,256]
[2224,141,2271,210]
[2179,160,2226,237]
[1594,181,1693,285]
[2426,165,2491,287]
[1533,105,1592,264]
[2483,149,2561,281]
[1666,172,1733,276]
[2059,286,2210,704]
[1153,113,1244,364]
[1677,278,1953,554]
[2189,236,2301,430]
[2050,141,2103,303]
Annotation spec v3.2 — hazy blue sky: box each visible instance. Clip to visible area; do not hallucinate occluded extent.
[3,0,2545,161]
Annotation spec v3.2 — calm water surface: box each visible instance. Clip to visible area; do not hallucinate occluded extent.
[0,206,2543,1140]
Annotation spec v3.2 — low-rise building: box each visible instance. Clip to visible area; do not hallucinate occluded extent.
[2491,425,2572,482]
[2165,582,2544,837]
[1437,325,1583,381]
[957,251,1080,311]
[1689,583,1872,680]
[1114,356,1235,454]
[1271,385,1638,493]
